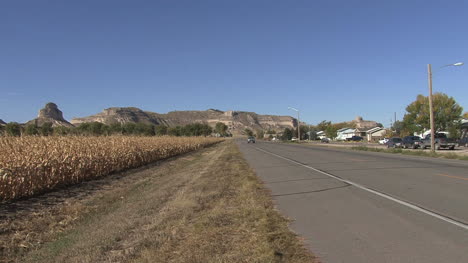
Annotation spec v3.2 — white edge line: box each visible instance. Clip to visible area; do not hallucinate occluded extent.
[254,146,468,231]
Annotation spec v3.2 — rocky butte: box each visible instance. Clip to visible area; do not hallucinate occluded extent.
[27,103,74,127]
[71,107,297,134]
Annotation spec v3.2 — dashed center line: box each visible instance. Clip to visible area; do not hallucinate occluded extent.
[436,173,468,181]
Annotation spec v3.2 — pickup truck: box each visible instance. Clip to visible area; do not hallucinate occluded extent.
[421,133,457,150]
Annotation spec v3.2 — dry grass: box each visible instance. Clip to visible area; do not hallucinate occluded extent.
[0,136,221,201]
[351,145,468,161]
[4,141,317,263]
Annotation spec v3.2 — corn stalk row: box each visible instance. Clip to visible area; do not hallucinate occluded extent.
[0,136,222,201]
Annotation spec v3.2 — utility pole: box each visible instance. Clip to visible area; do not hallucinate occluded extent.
[288,107,300,142]
[428,64,436,153]
[426,62,463,153]
[297,111,300,141]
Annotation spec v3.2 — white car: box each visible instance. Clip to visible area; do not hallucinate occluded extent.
[291,137,298,141]
[379,138,389,145]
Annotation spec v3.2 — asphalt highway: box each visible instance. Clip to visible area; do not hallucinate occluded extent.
[237,140,468,263]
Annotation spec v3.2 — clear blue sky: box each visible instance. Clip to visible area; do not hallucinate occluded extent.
[1,0,467,127]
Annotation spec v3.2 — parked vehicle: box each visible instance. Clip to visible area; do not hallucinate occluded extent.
[321,137,330,143]
[247,136,256,143]
[386,137,403,148]
[347,136,363,142]
[458,137,468,147]
[402,136,422,149]
[291,137,298,141]
[421,133,456,150]
[378,138,389,145]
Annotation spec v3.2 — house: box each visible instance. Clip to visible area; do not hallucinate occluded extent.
[336,128,356,141]
[316,131,326,139]
[365,127,386,142]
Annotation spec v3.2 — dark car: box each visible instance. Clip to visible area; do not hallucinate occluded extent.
[402,136,422,149]
[458,137,468,147]
[247,136,256,143]
[321,137,330,143]
[386,137,403,148]
[347,136,363,142]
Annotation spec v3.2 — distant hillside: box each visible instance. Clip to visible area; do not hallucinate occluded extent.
[71,108,296,134]
[27,103,74,127]
[0,119,6,126]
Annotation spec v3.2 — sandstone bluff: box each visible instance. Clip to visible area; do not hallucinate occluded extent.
[27,103,73,127]
[71,107,297,134]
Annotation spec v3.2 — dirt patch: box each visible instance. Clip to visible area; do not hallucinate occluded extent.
[2,141,317,263]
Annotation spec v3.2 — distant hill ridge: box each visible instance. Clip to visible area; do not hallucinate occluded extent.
[71,107,297,133]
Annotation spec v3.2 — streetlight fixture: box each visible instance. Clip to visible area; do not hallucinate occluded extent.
[288,107,300,141]
[427,62,463,153]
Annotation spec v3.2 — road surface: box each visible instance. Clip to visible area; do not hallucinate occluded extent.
[237,140,468,263]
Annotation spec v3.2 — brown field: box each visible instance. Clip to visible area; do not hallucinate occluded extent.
[1,140,317,263]
[0,136,221,201]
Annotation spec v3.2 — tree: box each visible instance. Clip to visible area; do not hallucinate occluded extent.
[24,124,39,136]
[122,123,137,135]
[317,120,331,131]
[391,120,404,136]
[40,122,54,136]
[256,130,264,139]
[215,122,228,136]
[463,112,468,119]
[155,125,168,136]
[168,126,182,136]
[244,128,254,137]
[281,128,293,141]
[402,93,463,134]
[53,126,71,136]
[134,123,155,136]
[325,125,338,139]
[5,122,22,136]
[109,123,123,135]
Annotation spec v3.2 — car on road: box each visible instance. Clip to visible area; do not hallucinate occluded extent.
[386,137,403,148]
[321,138,330,143]
[247,136,256,143]
[347,136,363,142]
[402,136,422,149]
[291,137,298,141]
[378,138,389,145]
[421,133,456,150]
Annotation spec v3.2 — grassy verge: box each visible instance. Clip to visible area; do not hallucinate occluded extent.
[350,146,468,161]
[3,141,317,263]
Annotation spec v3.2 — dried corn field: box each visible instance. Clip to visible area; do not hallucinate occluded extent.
[0,136,222,201]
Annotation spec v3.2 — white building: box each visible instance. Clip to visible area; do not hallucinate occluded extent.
[336,128,356,141]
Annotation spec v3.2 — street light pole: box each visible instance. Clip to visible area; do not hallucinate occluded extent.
[427,62,463,153]
[428,64,435,153]
[288,107,300,142]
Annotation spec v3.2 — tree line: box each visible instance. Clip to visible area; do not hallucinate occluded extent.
[0,122,232,137]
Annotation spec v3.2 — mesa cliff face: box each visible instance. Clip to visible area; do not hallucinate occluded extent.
[71,107,296,133]
[71,107,160,125]
[27,103,74,127]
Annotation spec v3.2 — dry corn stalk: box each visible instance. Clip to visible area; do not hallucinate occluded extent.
[0,136,222,201]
